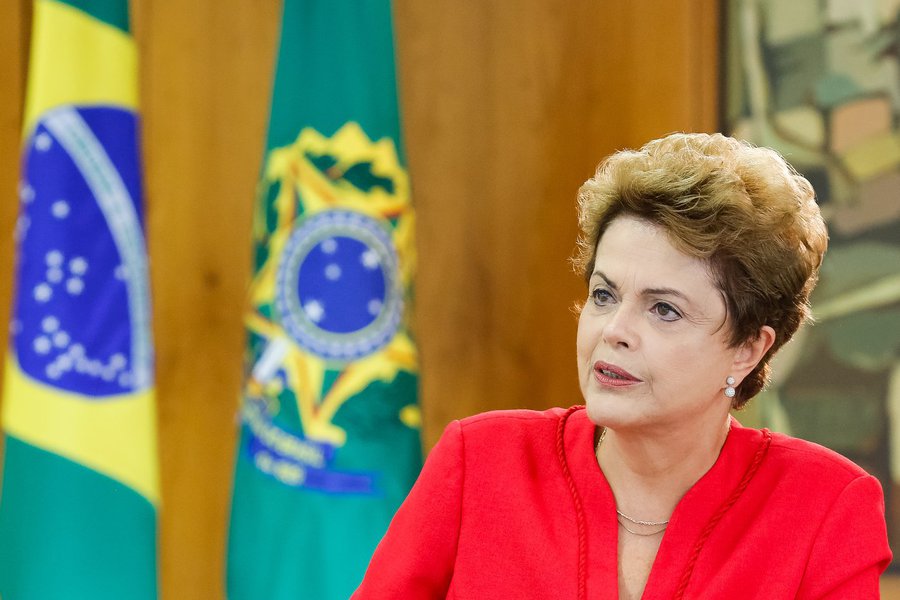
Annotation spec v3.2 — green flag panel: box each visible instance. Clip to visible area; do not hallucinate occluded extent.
[226,1,422,598]
[0,437,157,599]
[55,0,130,32]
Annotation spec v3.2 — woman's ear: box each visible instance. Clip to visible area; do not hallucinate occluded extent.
[732,325,776,377]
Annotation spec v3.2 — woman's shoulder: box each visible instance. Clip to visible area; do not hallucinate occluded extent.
[439,405,582,457]
[771,431,868,475]
[738,425,875,489]
[457,405,574,430]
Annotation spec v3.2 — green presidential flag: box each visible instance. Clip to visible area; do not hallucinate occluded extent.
[0,1,158,599]
[225,1,422,598]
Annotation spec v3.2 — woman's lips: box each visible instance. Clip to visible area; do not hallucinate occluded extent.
[593,361,642,387]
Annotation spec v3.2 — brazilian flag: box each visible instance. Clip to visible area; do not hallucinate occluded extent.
[0,1,158,598]
[226,1,422,598]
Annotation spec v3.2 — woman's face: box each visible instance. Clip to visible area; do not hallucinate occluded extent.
[577,215,747,433]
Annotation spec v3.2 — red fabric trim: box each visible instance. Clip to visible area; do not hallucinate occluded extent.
[556,405,588,600]
[673,429,774,599]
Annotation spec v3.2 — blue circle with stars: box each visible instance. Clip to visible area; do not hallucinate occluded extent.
[13,107,144,398]
[276,210,403,360]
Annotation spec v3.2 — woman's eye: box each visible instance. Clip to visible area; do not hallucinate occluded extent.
[652,302,682,322]
[591,288,614,306]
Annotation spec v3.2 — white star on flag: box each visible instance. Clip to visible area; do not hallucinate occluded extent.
[303,300,325,323]
[321,238,338,254]
[51,200,70,219]
[361,249,380,269]
[35,132,53,151]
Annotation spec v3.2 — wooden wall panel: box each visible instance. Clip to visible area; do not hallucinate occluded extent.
[0,1,720,598]
[398,0,721,448]
[136,1,280,597]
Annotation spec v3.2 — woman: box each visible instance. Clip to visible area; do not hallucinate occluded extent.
[353,133,892,599]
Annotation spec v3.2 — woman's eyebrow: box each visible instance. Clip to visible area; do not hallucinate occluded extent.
[642,287,689,301]
[591,270,617,290]
[593,270,690,302]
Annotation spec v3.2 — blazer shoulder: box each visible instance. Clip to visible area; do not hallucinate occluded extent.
[766,431,872,485]
[458,405,571,429]
[447,406,575,448]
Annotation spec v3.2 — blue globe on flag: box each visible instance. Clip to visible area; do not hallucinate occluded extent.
[13,106,150,398]
[275,210,403,361]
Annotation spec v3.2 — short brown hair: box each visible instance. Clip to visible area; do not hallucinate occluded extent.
[574,133,827,407]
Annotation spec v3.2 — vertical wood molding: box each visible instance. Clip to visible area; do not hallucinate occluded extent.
[137,0,280,597]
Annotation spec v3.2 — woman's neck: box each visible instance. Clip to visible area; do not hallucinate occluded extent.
[597,412,732,520]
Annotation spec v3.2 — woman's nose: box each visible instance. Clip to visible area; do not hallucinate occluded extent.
[601,304,638,350]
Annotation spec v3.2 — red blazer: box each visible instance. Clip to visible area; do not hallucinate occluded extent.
[354,406,891,599]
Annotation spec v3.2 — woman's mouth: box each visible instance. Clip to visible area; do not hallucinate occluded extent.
[593,361,641,387]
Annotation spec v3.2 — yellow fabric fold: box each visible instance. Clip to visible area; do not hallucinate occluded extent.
[23,0,137,137]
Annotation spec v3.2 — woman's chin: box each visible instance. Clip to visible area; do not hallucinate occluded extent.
[584,395,643,429]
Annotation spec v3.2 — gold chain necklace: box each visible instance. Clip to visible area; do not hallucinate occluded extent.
[616,519,668,536]
[596,427,670,536]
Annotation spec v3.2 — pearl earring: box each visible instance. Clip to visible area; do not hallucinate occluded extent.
[724,376,736,398]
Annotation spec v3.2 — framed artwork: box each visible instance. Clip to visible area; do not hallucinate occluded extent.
[722,0,900,566]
